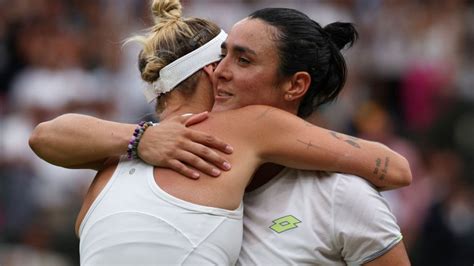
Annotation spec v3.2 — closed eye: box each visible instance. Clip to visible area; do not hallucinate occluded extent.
[238,57,250,64]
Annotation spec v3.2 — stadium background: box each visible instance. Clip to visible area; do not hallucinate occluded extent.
[0,0,473,265]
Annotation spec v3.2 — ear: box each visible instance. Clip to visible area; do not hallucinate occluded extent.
[284,71,311,101]
[203,64,215,76]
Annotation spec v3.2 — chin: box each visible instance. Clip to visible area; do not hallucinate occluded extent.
[211,104,228,112]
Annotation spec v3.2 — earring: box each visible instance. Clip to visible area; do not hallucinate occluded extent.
[286,94,292,100]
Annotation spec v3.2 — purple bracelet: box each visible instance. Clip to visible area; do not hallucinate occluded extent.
[127,121,154,159]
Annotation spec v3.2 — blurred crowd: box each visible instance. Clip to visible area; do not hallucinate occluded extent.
[0,0,473,265]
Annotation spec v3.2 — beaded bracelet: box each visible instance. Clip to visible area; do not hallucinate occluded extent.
[127,121,154,159]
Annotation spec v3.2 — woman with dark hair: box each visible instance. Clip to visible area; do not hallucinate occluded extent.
[215,8,410,265]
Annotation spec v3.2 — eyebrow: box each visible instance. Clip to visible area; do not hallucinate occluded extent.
[221,41,257,56]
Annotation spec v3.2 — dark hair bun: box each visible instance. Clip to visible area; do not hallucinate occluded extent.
[324,22,358,50]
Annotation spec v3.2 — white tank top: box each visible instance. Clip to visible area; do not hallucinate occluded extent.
[79,158,243,265]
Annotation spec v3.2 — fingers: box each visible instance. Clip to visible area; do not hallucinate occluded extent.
[181,141,232,174]
[137,115,234,179]
[171,111,209,126]
[167,159,201,179]
[184,112,209,127]
[186,130,233,155]
[170,150,224,178]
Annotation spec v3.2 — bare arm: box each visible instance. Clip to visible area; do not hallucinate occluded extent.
[364,242,410,266]
[241,106,412,189]
[29,114,133,170]
[29,113,233,177]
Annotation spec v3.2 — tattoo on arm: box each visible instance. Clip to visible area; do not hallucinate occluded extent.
[348,136,360,142]
[296,138,346,161]
[330,131,361,149]
[330,131,342,140]
[380,156,390,180]
[345,139,361,149]
[297,139,321,150]
[373,158,381,175]
[374,157,390,180]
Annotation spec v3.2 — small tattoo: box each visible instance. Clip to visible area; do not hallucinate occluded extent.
[345,139,361,149]
[378,157,390,180]
[330,131,342,140]
[373,158,381,175]
[297,139,320,150]
[381,157,389,174]
[330,131,361,149]
[348,136,359,141]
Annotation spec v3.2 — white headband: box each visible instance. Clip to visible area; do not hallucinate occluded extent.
[144,29,227,103]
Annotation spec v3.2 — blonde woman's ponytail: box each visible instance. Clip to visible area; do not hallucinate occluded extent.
[151,0,182,23]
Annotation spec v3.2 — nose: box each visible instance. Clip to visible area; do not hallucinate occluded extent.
[214,56,231,81]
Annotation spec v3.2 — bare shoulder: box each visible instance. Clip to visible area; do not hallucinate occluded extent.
[209,105,299,127]
[231,105,294,118]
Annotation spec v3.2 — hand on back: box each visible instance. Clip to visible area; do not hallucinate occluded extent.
[137,112,233,179]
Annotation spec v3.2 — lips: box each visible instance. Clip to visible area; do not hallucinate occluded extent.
[215,89,233,98]
[213,88,234,111]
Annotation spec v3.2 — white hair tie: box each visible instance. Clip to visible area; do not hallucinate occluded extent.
[144,30,227,103]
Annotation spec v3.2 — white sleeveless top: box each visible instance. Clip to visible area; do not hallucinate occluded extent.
[79,158,243,265]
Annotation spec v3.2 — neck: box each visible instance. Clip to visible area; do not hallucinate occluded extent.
[158,70,215,121]
[159,103,209,121]
[159,81,213,121]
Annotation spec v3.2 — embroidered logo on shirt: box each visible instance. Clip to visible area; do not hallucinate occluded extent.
[129,168,136,175]
[270,215,301,233]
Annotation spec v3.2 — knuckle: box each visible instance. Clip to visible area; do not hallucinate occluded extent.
[203,166,214,173]
[189,156,201,165]
[200,147,212,156]
[183,130,193,138]
[171,161,184,170]
[176,139,186,147]
[205,135,216,143]
[164,150,173,158]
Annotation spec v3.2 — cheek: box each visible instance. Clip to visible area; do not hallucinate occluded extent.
[233,67,281,106]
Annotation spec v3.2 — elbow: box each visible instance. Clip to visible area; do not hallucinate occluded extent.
[29,119,69,167]
[379,155,412,191]
[29,121,49,155]
[29,116,61,161]
[396,157,412,188]
[29,114,71,154]
[402,158,413,187]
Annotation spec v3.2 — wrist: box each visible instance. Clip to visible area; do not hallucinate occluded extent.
[127,121,154,159]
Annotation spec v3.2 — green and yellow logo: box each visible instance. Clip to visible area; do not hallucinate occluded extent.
[270,215,301,233]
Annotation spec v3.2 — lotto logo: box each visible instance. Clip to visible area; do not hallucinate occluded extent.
[270,215,301,233]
